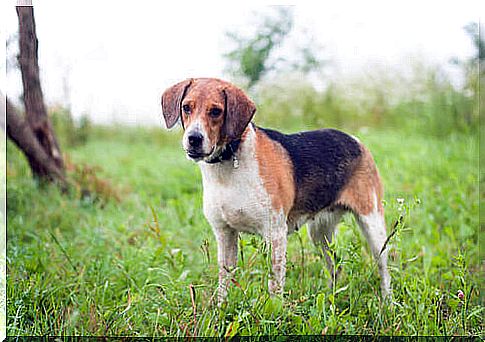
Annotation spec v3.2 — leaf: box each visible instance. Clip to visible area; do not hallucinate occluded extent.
[225,320,239,339]
[316,292,325,314]
[335,284,349,295]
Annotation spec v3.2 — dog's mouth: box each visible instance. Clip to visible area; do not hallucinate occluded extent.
[186,151,205,160]
[185,146,220,162]
[185,146,215,162]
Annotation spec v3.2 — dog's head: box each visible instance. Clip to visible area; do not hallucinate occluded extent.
[161,78,256,162]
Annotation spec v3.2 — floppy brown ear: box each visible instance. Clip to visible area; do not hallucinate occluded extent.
[161,79,193,128]
[223,85,256,141]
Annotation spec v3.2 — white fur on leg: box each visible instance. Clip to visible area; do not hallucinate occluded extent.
[265,212,288,296]
[355,192,392,298]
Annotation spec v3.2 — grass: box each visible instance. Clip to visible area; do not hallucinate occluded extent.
[6,123,482,336]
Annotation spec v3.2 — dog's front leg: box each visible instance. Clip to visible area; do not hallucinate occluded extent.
[267,222,288,296]
[214,226,238,304]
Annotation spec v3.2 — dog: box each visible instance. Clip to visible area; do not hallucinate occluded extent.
[161,78,391,302]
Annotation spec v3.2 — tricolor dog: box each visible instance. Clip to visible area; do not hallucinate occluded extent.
[161,78,391,302]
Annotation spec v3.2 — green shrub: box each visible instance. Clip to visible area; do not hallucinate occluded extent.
[252,64,477,137]
[50,106,92,147]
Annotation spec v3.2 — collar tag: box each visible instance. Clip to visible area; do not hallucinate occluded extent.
[233,155,239,169]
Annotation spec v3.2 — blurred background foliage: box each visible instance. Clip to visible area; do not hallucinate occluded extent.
[222,7,480,137]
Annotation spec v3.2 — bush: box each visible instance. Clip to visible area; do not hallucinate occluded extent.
[252,63,478,137]
[49,106,92,147]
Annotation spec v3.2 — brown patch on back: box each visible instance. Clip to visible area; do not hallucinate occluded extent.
[255,128,295,215]
[336,144,384,216]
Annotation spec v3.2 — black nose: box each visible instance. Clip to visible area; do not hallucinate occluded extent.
[188,133,203,148]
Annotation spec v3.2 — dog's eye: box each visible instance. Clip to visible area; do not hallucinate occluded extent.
[209,108,222,117]
[182,104,191,114]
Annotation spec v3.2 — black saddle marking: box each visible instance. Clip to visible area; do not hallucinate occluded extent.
[258,127,362,215]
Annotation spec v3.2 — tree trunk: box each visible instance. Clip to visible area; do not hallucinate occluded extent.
[9,6,66,186]
[5,96,67,187]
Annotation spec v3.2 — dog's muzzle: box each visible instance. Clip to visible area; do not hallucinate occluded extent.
[184,131,207,160]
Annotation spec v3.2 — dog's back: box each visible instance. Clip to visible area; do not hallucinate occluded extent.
[258,127,362,215]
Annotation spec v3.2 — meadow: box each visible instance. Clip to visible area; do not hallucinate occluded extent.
[6,129,481,336]
[6,76,483,336]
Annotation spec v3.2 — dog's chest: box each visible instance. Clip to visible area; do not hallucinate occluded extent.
[199,148,272,235]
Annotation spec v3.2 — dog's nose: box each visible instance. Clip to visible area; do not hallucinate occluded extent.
[188,132,203,148]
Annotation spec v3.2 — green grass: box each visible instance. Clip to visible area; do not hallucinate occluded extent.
[6,125,482,337]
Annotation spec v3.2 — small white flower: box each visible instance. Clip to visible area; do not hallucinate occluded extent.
[397,198,404,204]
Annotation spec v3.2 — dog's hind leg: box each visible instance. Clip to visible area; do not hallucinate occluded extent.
[354,195,392,299]
[307,210,344,289]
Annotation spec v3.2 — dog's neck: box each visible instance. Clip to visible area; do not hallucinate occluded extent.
[199,124,256,178]
[204,139,241,165]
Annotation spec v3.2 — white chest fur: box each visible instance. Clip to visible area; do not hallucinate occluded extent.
[199,128,273,235]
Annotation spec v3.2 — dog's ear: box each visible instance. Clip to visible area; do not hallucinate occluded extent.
[161,79,193,129]
[223,85,256,141]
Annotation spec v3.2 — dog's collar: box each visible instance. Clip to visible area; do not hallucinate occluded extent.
[205,139,241,165]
